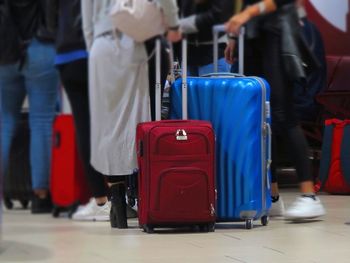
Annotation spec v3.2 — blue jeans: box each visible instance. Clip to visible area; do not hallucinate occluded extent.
[188,58,231,76]
[0,38,58,190]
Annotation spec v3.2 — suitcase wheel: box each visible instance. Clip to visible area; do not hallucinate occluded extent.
[208,223,215,232]
[245,219,253,230]
[261,215,269,226]
[4,198,13,210]
[52,206,61,218]
[143,225,154,234]
[68,209,75,219]
[199,223,215,233]
[20,199,29,209]
[68,203,80,218]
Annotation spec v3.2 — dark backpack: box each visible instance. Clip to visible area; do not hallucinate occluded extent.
[293,18,327,121]
[319,119,350,194]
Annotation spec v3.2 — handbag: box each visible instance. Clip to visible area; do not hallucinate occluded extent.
[110,0,165,43]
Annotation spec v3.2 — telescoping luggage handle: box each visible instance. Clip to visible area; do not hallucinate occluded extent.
[155,38,188,121]
[155,39,162,121]
[213,25,245,75]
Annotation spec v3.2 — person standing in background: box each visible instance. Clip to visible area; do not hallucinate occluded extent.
[225,0,326,220]
[0,0,58,213]
[46,0,111,221]
[177,0,234,76]
[81,0,181,229]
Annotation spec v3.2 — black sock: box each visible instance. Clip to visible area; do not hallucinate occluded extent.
[302,194,316,201]
[271,195,279,203]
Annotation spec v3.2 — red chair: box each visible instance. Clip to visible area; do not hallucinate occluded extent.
[316,56,350,119]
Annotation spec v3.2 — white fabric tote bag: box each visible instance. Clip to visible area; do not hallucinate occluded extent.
[110,0,165,42]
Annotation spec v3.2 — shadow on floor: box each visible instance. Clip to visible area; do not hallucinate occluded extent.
[0,240,53,262]
[285,219,323,224]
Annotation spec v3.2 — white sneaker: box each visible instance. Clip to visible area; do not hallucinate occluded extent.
[72,198,110,222]
[284,196,326,220]
[269,197,285,217]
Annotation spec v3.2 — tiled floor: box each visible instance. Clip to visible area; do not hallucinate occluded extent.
[1,189,350,263]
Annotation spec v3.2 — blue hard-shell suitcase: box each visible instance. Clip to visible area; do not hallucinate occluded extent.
[170,75,272,229]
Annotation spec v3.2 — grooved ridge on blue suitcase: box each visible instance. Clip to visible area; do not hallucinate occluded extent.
[170,77,272,221]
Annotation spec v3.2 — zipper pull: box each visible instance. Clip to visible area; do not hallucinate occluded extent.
[210,203,215,217]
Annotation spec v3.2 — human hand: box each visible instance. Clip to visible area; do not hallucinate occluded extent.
[224,40,236,65]
[225,9,252,35]
[167,29,182,43]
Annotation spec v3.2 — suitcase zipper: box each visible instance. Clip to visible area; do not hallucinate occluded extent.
[251,77,269,216]
[210,203,215,217]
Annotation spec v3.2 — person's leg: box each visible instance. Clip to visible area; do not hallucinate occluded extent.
[23,39,58,207]
[88,35,136,228]
[58,59,108,201]
[0,64,26,179]
[269,135,286,217]
[243,37,285,216]
[262,31,314,191]
[58,59,110,221]
[262,30,325,219]
[106,175,127,228]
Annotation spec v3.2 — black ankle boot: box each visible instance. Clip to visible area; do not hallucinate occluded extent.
[31,194,53,214]
[110,183,128,229]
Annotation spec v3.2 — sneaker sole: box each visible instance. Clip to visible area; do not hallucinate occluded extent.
[284,213,325,221]
[72,215,110,222]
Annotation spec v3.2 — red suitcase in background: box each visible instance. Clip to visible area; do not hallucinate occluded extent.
[50,115,90,217]
[136,39,216,233]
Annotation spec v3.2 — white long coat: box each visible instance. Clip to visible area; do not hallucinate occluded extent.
[88,34,150,175]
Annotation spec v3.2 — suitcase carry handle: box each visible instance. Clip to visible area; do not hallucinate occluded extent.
[266,123,272,190]
[213,25,244,75]
[266,123,272,171]
[201,73,245,78]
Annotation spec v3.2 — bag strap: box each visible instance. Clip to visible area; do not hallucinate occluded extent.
[340,121,350,185]
[319,120,334,187]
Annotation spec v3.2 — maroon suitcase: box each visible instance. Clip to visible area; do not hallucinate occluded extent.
[136,39,216,233]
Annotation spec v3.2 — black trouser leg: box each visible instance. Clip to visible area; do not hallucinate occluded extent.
[245,31,312,184]
[58,59,108,198]
[262,31,312,183]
